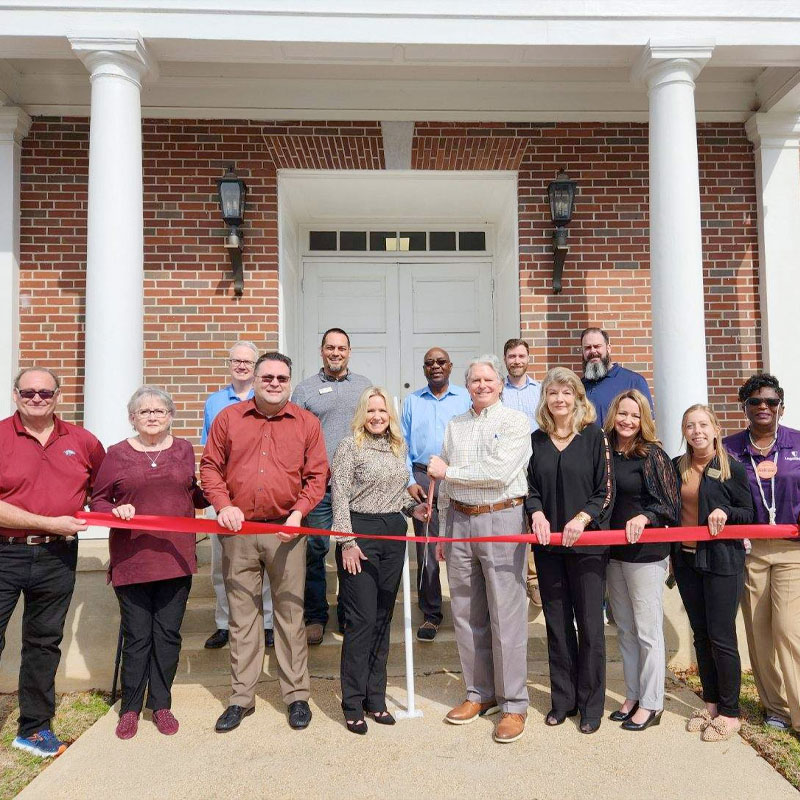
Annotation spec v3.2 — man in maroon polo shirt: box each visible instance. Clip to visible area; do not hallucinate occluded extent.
[200,352,328,733]
[0,367,105,758]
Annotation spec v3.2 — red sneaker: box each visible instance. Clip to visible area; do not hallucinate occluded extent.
[152,709,179,735]
[115,712,139,740]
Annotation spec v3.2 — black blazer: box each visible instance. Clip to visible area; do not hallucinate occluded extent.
[672,455,755,575]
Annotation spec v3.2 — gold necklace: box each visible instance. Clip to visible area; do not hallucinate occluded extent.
[551,430,574,442]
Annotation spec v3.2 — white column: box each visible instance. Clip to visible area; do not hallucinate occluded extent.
[0,107,31,417]
[634,43,713,455]
[746,113,800,429]
[71,37,155,445]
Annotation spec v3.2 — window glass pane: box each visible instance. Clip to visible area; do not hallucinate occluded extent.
[458,231,486,251]
[309,230,337,250]
[399,231,426,251]
[369,231,396,251]
[429,231,457,251]
[339,231,367,251]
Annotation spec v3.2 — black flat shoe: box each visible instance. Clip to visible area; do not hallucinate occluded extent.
[545,706,579,726]
[345,718,368,735]
[367,710,396,726]
[609,702,639,722]
[579,718,601,734]
[621,709,662,731]
[215,704,254,732]
[288,700,312,730]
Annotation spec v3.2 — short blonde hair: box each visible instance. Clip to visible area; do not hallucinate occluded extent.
[536,366,596,435]
[351,386,405,457]
[677,403,732,482]
[603,389,660,458]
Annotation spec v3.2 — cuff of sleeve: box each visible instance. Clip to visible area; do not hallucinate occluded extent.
[336,536,356,549]
[210,495,233,514]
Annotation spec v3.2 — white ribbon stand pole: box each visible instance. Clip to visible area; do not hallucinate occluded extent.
[394,396,423,720]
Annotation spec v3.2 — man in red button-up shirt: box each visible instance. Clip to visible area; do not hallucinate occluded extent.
[200,351,328,733]
[0,366,105,758]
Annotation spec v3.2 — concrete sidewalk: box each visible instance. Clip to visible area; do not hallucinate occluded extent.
[19,664,795,800]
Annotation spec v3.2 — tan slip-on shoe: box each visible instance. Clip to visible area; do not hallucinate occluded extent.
[494,712,527,743]
[701,717,741,742]
[445,699,500,725]
[686,708,713,732]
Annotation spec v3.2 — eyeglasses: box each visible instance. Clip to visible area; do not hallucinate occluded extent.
[258,374,290,385]
[135,408,170,418]
[229,359,255,367]
[423,358,449,368]
[17,389,57,400]
[745,397,781,408]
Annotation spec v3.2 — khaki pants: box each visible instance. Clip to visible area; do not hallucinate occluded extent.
[221,533,310,708]
[742,538,800,730]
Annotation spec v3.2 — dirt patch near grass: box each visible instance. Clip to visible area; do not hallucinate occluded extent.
[675,669,800,791]
[0,691,110,800]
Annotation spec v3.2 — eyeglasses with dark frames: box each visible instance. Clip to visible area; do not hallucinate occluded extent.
[258,374,291,384]
[135,408,170,418]
[745,397,781,408]
[229,359,255,367]
[423,358,449,368]
[17,389,57,400]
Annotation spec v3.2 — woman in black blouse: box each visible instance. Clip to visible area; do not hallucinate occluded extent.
[603,390,680,731]
[526,366,614,734]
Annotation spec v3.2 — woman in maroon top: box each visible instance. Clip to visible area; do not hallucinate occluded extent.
[91,386,207,740]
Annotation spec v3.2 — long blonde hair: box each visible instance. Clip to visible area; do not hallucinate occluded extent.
[351,386,405,457]
[536,366,597,434]
[677,403,732,481]
[603,389,660,458]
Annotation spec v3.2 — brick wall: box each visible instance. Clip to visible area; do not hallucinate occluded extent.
[18,118,759,444]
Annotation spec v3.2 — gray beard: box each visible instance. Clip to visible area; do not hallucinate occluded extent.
[326,362,345,374]
[583,357,610,381]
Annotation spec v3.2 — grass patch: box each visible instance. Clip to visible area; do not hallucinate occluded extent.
[0,690,110,800]
[675,669,800,790]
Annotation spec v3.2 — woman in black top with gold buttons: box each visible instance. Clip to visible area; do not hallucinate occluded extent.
[603,390,680,732]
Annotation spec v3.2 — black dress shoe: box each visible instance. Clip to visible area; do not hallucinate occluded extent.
[545,706,578,726]
[215,705,254,732]
[609,702,639,722]
[288,700,312,730]
[621,709,662,731]
[579,718,601,734]
[265,628,274,648]
[367,710,396,725]
[204,628,229,649]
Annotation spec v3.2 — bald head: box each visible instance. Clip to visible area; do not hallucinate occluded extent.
[423,347,452,394]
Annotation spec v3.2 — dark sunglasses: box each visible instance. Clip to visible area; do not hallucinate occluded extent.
[17,389,57,400]
[423,358,449,368]
[258,374,290,384]
[745,397,781,408]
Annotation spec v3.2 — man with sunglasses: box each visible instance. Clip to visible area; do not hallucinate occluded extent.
[401,347,470,640]
[200,341,274,652]
[0,367,105,758]
[201,353,328,732]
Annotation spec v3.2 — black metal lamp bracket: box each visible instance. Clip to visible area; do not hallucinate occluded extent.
[552,227,569,294]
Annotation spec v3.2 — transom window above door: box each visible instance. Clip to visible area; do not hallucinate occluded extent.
[307,229,488,253]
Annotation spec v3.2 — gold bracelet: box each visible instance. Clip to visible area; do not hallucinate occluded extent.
[573,511,592,527]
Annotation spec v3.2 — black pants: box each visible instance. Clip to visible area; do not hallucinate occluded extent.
[0,539,78,737]
[411,465,442,625]
[673,549,743,717]
[115,575,192,715]
[534,547,607,723]
[338,512,406,720]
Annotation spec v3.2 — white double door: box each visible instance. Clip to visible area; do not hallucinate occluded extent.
[301,259,494,401]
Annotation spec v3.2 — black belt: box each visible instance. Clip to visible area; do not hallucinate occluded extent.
[0,534,76,546]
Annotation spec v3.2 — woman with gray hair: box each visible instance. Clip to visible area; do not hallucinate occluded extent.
[91,386,208,740]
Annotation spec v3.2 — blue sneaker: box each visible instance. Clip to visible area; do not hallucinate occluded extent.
[11,729,67,758]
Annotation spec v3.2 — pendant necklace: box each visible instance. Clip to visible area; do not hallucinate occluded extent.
[139,437,166,469]
[748,432,776,455]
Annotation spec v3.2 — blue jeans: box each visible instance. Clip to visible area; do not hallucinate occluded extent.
[304,489,333,627]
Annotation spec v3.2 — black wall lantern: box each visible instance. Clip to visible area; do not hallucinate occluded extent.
[217,166,247,296]
[547,169,577,294]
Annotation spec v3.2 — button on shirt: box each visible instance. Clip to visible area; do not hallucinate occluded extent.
[501,375,541,433]
[401,384,471,480]
[199,400,329,520]
[0,413,106,536]
[291,369,373,464]
[200,384,255,444]
[437,401,532,535]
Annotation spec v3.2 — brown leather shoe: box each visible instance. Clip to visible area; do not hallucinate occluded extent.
[494,712,527,743]
[445,699,500,725]
[305,623,324,646]
[526,580,542,607]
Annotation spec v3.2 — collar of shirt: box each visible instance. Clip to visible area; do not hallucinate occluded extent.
[420,384,460,400]
[735,424,797,457]
[242,399,298,420]
[12,411,67,446]
[469,399,503,419]
[503,375,539,391]
[318,368,352,383]
[225,383,254,402]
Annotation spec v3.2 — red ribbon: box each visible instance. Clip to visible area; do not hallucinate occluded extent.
[81,511,798,546]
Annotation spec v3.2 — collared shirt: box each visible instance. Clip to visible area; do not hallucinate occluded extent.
[200,383,255,444]
[724,425,800,529]
[0,412,106,536]
[291,369,372,464]
[401,383,471,482]
[501,375,541,433]
[582,363,653,426]
[199,399,329,520]
[437,401,532,535]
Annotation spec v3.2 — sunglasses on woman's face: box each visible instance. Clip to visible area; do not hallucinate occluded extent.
[745,397,781,408]
[17,389,57,400]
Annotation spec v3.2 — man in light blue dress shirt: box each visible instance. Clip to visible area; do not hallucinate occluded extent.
[401,347,471,640]
[201,341,274,650]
